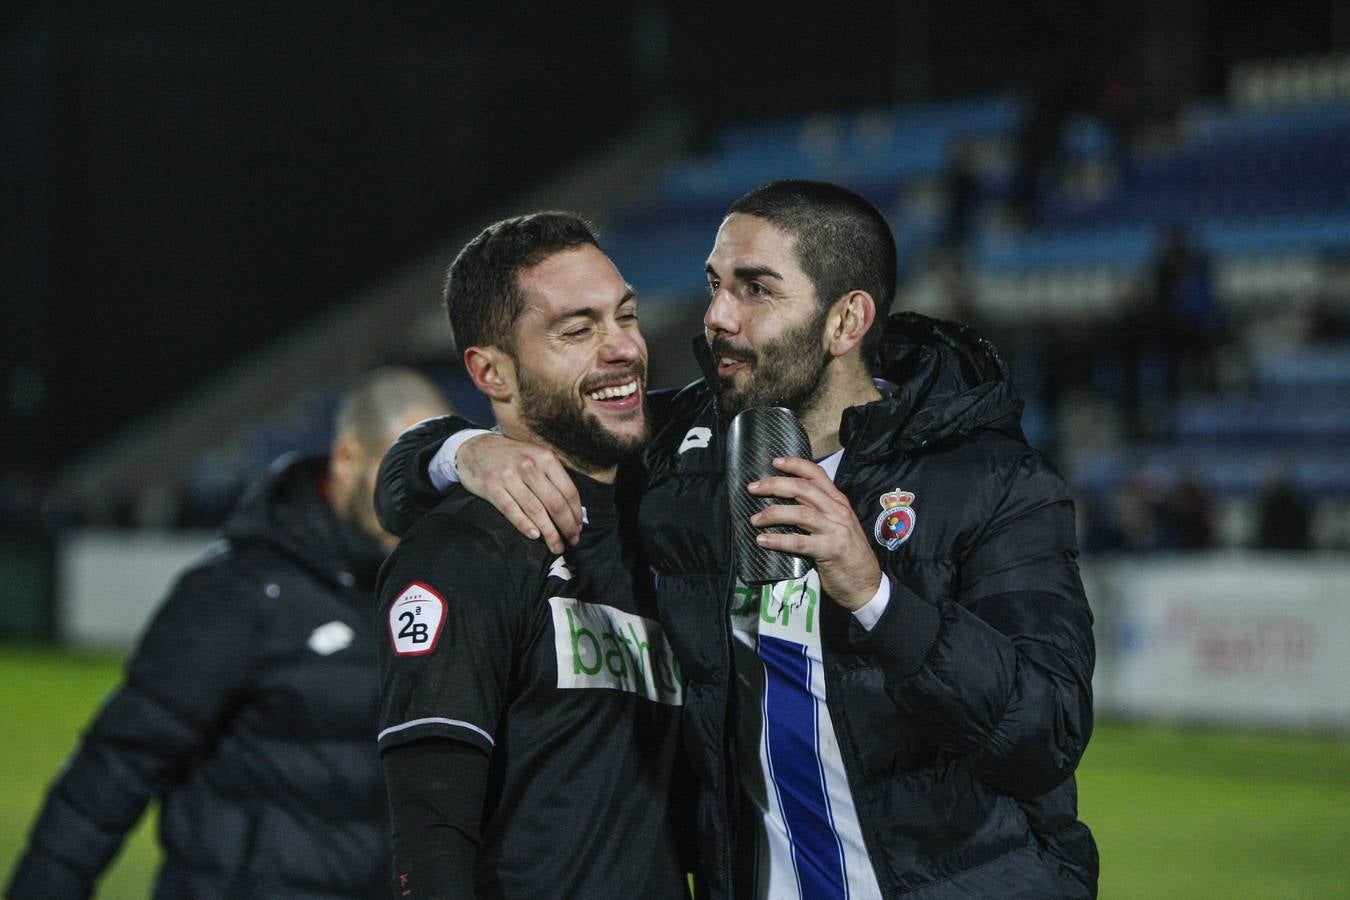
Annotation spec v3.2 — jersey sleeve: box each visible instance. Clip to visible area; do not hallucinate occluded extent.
[382,739,489,899]
[376,511,529,756]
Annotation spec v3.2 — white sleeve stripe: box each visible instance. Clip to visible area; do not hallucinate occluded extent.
[377,716,495,747]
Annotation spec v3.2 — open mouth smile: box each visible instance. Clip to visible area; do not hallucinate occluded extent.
[583,379,641,410]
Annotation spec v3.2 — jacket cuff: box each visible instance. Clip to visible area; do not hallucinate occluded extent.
[850,574,891,631]
[848,579,942,680]
[6,847,95,900]
[408,424,461,509]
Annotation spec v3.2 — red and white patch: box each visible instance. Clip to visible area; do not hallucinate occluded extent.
[388,582,446,656]
[873,489,917,551]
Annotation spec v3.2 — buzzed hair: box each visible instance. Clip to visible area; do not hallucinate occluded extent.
[728,180,897,369]
[334,366,453,453]
[444,212,600,359]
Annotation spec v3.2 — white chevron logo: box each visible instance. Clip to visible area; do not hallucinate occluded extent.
[308,620,354,656]
[679,427,712,454]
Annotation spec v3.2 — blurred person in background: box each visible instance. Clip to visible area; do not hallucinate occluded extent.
[1258,468,1312,551]
[1122,226,1220,437]
[1167,475,1214,551]
[1116,470,1169,552]
[1152,226,1220,389]
[5,367,451,900]
[375,213,690,897]
[940,142,980,250]
[378,181,1098,897]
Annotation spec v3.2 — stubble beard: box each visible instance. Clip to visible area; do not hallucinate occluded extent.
[516,360,650,473]
[712,306,832,422]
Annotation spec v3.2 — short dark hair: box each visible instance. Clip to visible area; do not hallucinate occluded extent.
[728,180,897,368]
[444,212,600,358]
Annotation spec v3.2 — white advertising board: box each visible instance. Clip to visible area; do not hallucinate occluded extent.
[1090,556,1350,729]
[59,530,217,650]
[55,535,1350,731]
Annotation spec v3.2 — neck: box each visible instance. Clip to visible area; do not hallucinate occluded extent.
[798,359,881,457]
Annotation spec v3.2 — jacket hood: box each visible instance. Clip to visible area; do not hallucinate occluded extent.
[222,454,386,589]
[843,311,1024,459]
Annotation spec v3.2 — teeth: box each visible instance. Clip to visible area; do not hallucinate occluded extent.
[721,357,739,366]
[586,381,637,401]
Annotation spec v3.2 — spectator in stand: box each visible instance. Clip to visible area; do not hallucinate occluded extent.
[1167,476,1214,551]
[1257,470,1313,551]
[1152,226,1220,391]
[940,142,980,250]
[1117,470,1168,552]
[1121,226,1219,437]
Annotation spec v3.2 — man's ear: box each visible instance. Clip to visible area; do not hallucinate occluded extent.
[464,345,515,401]
[824,290,877,358]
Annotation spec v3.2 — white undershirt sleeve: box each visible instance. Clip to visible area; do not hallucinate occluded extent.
[850,574,892,632]
[427,429,493,491]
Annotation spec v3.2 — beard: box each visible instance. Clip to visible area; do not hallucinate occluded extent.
[516,360,650,473]
[711,305,832,421]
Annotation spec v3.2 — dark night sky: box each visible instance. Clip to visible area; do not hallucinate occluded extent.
[3,2,642,468]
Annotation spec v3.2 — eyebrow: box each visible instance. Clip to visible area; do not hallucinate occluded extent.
[547,289,637,327]
[705,263,784,282]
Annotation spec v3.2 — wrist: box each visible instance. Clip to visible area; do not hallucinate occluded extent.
[430,428,493,490]
[849,574,891,631]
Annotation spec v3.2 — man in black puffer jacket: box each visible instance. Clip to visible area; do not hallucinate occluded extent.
[6,368,449,900]
[376,182,1097,897]
[640,313,1097,898]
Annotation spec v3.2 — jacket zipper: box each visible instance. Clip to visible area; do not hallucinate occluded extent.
[717,415,739,896]
[827,445,900,895]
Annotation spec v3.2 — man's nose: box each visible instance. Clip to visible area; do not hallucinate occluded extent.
[599,325,642,363]
[703,287,738,336]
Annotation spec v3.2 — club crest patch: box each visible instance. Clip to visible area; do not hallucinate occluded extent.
[873,489,917,550]
[388,581,446,656]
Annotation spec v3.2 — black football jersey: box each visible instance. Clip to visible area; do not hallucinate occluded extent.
[376,472,687,898]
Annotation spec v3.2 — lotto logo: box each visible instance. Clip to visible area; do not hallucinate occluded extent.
[388,582,446,656]
[678,426,712,454]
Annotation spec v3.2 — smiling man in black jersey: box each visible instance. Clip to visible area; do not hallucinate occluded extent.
[375,212,689,898]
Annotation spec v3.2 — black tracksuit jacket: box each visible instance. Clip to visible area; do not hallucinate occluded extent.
[376,312,1099,898]
[7,456,391,899]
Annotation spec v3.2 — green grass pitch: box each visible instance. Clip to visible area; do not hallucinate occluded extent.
[1,646,1347,898]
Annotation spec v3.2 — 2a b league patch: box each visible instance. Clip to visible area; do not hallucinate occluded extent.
[389,582,446,656]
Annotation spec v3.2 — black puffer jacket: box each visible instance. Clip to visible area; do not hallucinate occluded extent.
[371,313,1098,898]
[7,456,391,900]
[644,313,1097,898]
